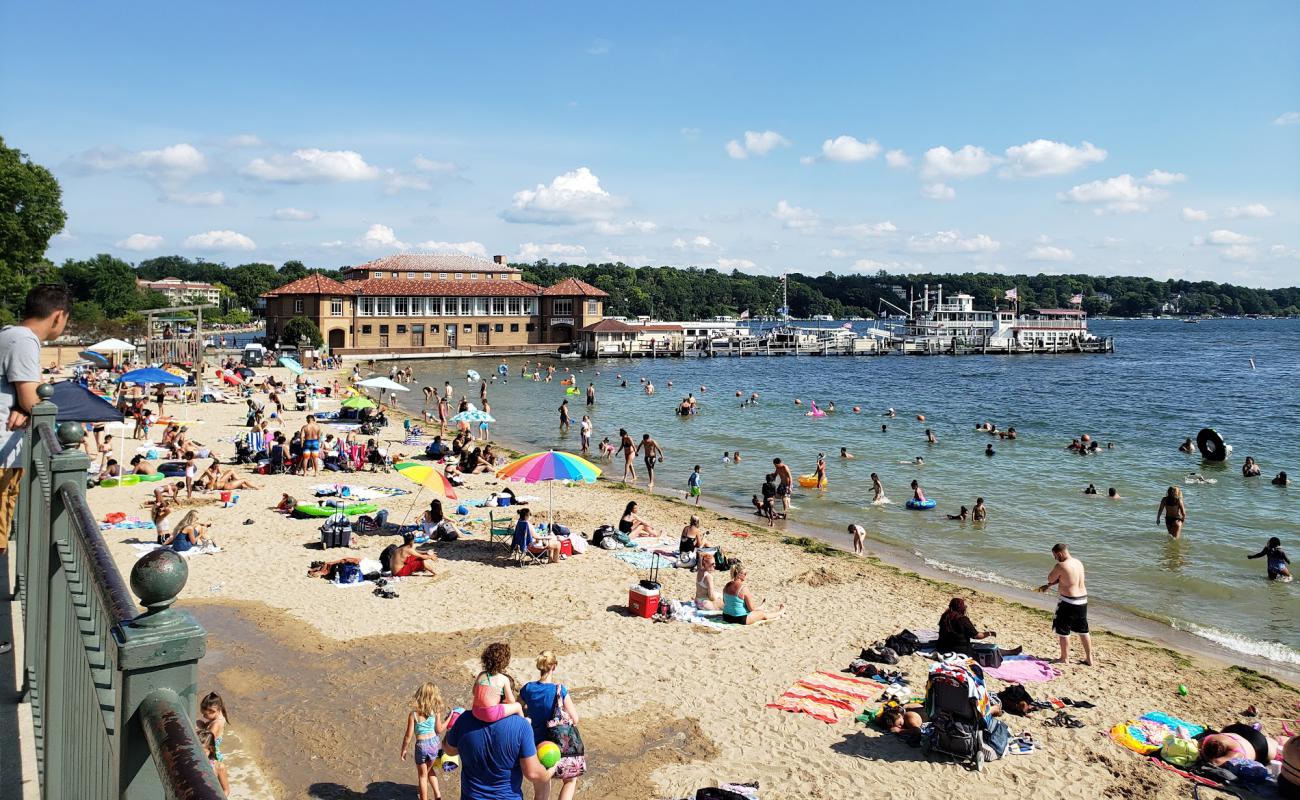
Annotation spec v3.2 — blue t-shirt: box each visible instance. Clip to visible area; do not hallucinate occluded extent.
[444,712,536,800]
[519,681,568,744]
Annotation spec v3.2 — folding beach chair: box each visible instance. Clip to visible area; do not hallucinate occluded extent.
[488,511,513,549]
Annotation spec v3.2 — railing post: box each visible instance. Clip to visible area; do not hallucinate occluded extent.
[116,549,209,800]
[43,419,92,800]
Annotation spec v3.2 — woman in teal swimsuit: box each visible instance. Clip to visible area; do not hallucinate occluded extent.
[721,563,785,625]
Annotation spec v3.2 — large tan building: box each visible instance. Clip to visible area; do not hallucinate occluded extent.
[261,254,607,357]
[137,277,222,305]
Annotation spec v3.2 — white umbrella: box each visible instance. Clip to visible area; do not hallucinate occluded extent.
[89,338,137,352]
[357,376,409,392]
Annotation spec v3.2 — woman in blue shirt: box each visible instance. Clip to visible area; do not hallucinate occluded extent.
[519,651,585,800]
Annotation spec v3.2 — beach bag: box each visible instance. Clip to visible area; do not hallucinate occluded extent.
[546,686,585,757]
[712,548,730,572]
[105,512,126,524]
[971,643,1003,669]
[932,712,979,758]
[861,644,899,665]
[696,791,750,800]
[614,531,634,547]
[332,562,364,584]
[885,629,921,657]
[1160,734,1199,767]
[379,543,399,574]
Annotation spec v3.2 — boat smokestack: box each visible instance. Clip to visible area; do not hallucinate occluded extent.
[938,283,943,308]
[924,284,929,313]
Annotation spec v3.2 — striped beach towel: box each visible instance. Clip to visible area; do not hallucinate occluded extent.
[767,671,885,724]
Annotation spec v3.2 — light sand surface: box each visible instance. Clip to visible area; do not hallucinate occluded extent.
[89,367,1299,799]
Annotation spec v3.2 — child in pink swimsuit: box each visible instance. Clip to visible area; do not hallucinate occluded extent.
[471,642,524,723]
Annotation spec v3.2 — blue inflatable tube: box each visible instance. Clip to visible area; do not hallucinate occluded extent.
[905,499,937,510]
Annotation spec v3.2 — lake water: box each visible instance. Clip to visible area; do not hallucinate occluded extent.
[399,319,1300,665]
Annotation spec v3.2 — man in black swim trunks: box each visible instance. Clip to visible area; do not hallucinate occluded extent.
[1037,543,1093,666]
[636,433,663,490]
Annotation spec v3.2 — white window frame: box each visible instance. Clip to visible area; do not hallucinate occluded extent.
[393,296,408,315]
[360,297,374,316]
[470,273,479,280]
[587,299,599,315]
[410,297,422,316]
[423,272,431,280]
[507,297,521,315]
[330,297,343,316]
[491,297,506,315]
[293,299,304,314]
[376,297,392,316]
[522,297,536,315]
[460,297,473,316]
[455,273,463,280]
[439,272,448,279]
[406,272,414,279]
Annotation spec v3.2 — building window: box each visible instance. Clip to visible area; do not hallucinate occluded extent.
[361,325,372,334]
[491,297,506,315]
[462,324,472,334]
[394,296,408,315]
[455,273,463,280]
[439,272,447,279]
[526,323,535,332]
[423,272,431,280]
[379,325,389,334]
[587,299,599,315]
[491,323,501,332]
[522,297,536,315]
[507,297,521,315]
[406,272,414,279]
[397,325,407,334]
[293,299,304,314]
[429,324,439,333]
[460,297,473,316]
[552,298,573,316]
[474,297,489,315]
[376,297,392,316]
[360,297,374,316]
[427,297,441,316]
[331,297,343,316]
[510,323,519,332]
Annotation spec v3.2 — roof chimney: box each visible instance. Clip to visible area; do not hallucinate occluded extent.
[493,254,506,265]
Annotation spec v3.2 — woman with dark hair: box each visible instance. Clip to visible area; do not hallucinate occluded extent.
[936,598,1022,656]
[618,501,657,537]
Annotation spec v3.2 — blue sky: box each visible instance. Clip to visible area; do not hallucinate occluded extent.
[3,1,1298,287]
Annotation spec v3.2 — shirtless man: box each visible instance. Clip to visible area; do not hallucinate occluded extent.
[300,415,323,477]
[636,433,664,490]
[391,532,438,577]
[616,428,637,483]
[1037,543,1093,666]
[772,457,794,512]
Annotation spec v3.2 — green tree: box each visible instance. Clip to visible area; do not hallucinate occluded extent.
[1081,294,1111,316]
[0,136,67,319]
[279,260,309,281]
[280,315,323,348]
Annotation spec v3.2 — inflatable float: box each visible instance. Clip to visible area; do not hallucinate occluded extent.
[797,475,825,488]
[138,472,165,482]
[805,400,827,418]
[1196,428,1229,461]
[905,498,937,510]
[158,462,186,477]
[294,501,379,518]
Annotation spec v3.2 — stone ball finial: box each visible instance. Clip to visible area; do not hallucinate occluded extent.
[56,421,85,446]
[37,383,54,401]
[130,549,188,615]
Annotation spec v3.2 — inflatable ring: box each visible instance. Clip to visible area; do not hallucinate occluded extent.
[159,462,186,477]
[138,473,166,482]
[99,478,120,488]
[797,475,824,488]
[905,499,937,510]
[293,502,379,517]
[119,475,141,486]
[1196,428,1227,462]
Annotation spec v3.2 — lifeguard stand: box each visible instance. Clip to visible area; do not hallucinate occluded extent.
[143,304,217,366]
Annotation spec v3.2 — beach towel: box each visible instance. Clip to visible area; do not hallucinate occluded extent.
[767,671,886,724]
[1110,712,1206,755]
[130,542,221,559]
[100,520,157,531]
[612,550,662,569]
[982,656,1062,683]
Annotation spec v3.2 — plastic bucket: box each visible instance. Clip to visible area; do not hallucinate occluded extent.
[219,491,232,504]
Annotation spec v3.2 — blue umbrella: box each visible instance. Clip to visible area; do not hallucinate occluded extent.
[118,368,186,386]
[51,381,124,423]
[78,350,110,367]
[279,356,304,375]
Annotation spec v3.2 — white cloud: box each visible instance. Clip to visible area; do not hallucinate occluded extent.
[810,135,880,164]
[824,249,854,259]
[907,230,1000,254]
[359,223,407,250]
[272,207,318,222]
[1268,244,1300,260]
[772,200,819,229]
[593,219,657,235]
[921,182,956,200]
[165,190,225,206]
[413,240,489,258]
[515,242,588,261]
[116,233,164,251]
[223,134,264,148]
[411,156,459,175]
[1142,169,1187,186]
[1225,203,1275,218]
[1220,245,1258,262]
[673,235,717,251]
[1058,173,1165,214]
[1273,111,1300,126]
[504,167,622,224]
[1181,207,1210,222]
[921,145,996,178]
[853,258,891,272]
[1193,229,1257,246]
[833,221,898,238]
[1001,139,1106,177]
[1027,244,1075,262]
[885,149,911,169]
[182,230,256,251]
[74,142,208,180]
[384,172,433,193]
[242,148,380,182]
[716,258,756,270]
[724,130,790,160]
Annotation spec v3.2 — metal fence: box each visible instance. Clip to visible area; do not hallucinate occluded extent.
[12,383,224,799]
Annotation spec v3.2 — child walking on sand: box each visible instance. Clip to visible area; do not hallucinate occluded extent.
[471,642,524,723]
[401,682,455,800]
[686,464,702,506]
[197,692,230,794]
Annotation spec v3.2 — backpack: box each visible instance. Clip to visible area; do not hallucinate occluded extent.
[332,562,364,584]
[932,712,980,758]
[885,629,921,657]
[712,549,730,572]
[861,644,899,665]
[379,543,400,574]
[971,643,1003,669]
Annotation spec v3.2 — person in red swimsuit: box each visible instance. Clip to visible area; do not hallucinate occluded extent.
[392,533,438,577]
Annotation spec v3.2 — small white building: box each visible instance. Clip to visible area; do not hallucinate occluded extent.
[137,277,222,306]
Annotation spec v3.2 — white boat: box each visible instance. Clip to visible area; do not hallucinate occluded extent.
[893,287,1111,354]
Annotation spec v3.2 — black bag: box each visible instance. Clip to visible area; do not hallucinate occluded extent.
[379,543,399,573]
[932,712,980,758]
[971,643,1003,669]
[696,790,749,800]
[996,684,1035,716]
[886,629,921,656]
[319,513,352,549]
[861,645,899,665]
[639,553,662,592]
[546,685,584,756]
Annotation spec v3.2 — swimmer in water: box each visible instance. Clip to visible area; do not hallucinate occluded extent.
[827,401,835,412]
[1156,486,1187,538]
[840,447,854,459]
[1084,483,1098,495]
[732,451,741,464]
[947,506,969,521]
[973,497,987,521]
[925,428,937,444]
[884,408,896,418]
[881,424,888,433]
[722,451,732,464]
[1178,437,1194,453]
[1186,472,1216,484]
[1273,471,1289,486]
[914,456,924,465]
[985,443,995,457]
[1242,456,1261,477]
[870,473,886,504]
[1247,536,1292,581]
[1107,487,1120,499]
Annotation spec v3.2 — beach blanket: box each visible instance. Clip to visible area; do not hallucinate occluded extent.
[130,542,221,559]
[1110,712,1206,755]
[664,600,732,630]
[982,656,1062,683]
[612,550,662,569]
[100,520,157,531]
[767,671,886,724]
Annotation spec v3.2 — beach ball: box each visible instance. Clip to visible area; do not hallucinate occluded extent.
[852,407,860,413]
[537,741,561,769]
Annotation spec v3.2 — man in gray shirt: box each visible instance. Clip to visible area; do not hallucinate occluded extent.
[0,285,71,556]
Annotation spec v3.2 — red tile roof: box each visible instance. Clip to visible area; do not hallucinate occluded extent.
[261,273,350,297]
[352,278,543,297]
[581,319,636,333]
[542,277,608,297]
[345,253,519,274]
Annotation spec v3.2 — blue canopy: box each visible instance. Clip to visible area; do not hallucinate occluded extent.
[51,381,124,424]
[117,368,186,386]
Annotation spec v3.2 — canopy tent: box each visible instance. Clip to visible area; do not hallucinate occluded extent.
[51,381,124,424]
[118,368,186,386]
[357,376,409,392]
[89,338,136,352]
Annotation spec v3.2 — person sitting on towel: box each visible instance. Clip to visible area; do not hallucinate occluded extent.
[936,597,1022,657]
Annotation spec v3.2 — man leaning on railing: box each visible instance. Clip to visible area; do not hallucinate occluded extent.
[0,284,71,652]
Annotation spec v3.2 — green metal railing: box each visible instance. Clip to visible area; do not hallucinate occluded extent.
[12,383,224,799]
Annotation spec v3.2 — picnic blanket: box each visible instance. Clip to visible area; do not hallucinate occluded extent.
[612,550,662,569]
[1110,711,1206,755]
[130,542,222,559]
[767,671,886,724]
[983,656,1062,683]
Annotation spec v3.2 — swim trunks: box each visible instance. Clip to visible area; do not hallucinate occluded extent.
[689,486,701,497]
[1052,600,1089,636]
[303,439,321,452]
[394,555,425,577]
[415,738,440,764]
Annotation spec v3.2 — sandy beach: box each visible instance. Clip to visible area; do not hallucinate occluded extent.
[89,366,1299,800]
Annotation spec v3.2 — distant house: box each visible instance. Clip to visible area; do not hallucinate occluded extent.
[260,254,607,356]
[136,277,221,306]
[577,319,684,355]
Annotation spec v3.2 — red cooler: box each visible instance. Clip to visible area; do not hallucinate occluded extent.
[628,584,660,618]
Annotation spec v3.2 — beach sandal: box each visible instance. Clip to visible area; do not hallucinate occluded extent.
[1008,734,1036,754]
[373,584,399,599]
[1045,711,1084,729]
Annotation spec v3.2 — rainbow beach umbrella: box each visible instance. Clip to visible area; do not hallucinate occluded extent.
[393,462,458,499]
[496,450,601,525]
